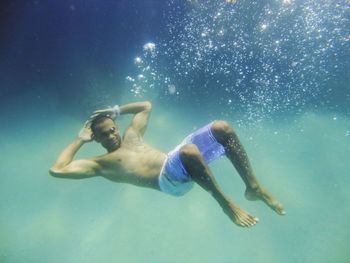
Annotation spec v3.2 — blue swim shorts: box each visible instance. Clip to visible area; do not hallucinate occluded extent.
[158,122,226,196]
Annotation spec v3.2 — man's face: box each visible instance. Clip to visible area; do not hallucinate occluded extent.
[93,118,121,152]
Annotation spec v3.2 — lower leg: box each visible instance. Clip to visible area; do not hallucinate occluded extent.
[180,144,258,227]
[212,121,286,215]
[212,121,260,190]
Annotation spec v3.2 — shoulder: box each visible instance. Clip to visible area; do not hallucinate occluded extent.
[122,127,143,145]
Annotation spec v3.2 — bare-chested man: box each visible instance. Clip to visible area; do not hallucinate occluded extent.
[50,101,285,228]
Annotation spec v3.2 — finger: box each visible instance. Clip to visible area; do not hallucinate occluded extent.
[88,114,99,120]
[88,112,113,121]
[88,114,98,119]
[90,110,110,117]
[92,109,109,114]
[84,120,92,128]
[89,112,107,118]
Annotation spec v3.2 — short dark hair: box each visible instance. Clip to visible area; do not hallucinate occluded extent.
[90,115,115,135]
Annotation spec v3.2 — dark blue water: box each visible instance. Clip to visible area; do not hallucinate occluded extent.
[1,1,349,262]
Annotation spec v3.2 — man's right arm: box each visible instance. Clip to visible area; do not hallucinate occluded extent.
[49,159,101,179]
[49,122,101,179]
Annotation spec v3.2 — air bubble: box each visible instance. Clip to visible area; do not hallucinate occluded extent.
[134,57,142,65]
[168,84,176,95]
[143,42,156,52]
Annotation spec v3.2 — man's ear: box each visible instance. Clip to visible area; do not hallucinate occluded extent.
[92,134,99,142]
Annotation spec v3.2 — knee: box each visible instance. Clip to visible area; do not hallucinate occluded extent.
[179,144,201,162]
[211,120,235,141]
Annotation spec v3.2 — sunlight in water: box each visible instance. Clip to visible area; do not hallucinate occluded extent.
[126,0,349,124]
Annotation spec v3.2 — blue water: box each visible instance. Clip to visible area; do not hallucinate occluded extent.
[1,1,349,262]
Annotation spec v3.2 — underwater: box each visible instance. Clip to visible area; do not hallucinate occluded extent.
[1,0,349,262]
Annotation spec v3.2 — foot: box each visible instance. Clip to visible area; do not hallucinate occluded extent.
[245,187,286,215]
[222,202,259,228]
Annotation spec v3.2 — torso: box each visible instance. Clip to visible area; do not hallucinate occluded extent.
[95,130,167,191]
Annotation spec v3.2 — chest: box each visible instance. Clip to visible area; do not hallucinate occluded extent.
[101,145,165,175]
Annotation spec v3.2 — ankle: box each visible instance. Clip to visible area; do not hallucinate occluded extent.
[246,184,260,192]
[216,196,231,209]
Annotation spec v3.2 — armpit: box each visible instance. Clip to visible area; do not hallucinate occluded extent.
[123,129,143,145]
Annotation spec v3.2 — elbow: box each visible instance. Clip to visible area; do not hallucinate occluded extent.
[143,101,152,111]
[49,167,62,178]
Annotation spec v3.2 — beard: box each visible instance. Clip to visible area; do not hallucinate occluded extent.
[104,136,121,152]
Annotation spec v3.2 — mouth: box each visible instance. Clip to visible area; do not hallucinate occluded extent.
[109,138,120,147]
[108,140,117,146]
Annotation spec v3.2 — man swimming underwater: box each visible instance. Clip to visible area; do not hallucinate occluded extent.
[50,101,285,228]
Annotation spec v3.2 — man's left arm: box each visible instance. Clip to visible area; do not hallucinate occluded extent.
[120,101,152,136]
[90,101,152,137]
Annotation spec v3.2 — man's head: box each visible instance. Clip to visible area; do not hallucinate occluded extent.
[91,115,121,152]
